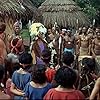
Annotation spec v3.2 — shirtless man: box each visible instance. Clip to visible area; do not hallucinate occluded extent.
[78,27,91,56]
[92,27,100,56]
[74,27,82,55]
[64,30,75,54]
[87,25,95,39]
[0,23,7,65]
[47,28,55,43]
[92,27,100,74]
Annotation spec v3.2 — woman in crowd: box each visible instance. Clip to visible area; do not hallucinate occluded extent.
[24,64,52,99]
[44,67,85,100]
[10,52,32,99]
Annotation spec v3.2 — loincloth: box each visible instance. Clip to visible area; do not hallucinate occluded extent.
[64,48,74,54]
[79,47,89,56]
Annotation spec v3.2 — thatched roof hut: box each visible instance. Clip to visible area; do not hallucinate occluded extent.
[0,0,39,36]
[39,0,90,28]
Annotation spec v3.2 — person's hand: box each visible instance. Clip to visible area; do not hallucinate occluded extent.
[18,92,25,96]
[92,54,96,59]
[90,73,98,80]
[55,64,60,70]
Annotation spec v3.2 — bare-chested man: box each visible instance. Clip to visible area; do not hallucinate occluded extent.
[78,27,91,56]
[47,28,55,43]
[64,30,75,54]
[74,27,82,55]
[92,27,100,56]
[0,23,7,65]
[92,27,100,74]
[87,25,95,39]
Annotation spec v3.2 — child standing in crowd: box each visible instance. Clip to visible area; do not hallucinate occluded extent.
[10,52,32,99]
[44,67,85,100]
[41,49,56,83]
[24,64,52,100]
[6,53,20,99]
[0,65,10,99]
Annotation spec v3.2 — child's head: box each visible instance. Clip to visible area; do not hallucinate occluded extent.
[82,57,95,72]
[55,67,77,88]
[32,64,47,84]
[6,53,20,78]
[0,65,4,83]
[62,51,74,66]
[19,52,33,68]
[41,49,51,64]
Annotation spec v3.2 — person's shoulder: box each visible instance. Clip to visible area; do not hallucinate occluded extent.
[75,90,85,98]
[46,88,55,93]
[96,78,100,85]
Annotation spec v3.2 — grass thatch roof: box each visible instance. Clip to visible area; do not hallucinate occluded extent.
[39,0,90,28]
[0,0,39,20]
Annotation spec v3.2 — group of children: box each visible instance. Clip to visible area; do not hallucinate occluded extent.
[0,50,86,100]
[0,49,99,100]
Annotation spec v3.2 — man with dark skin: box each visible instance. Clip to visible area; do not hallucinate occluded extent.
[78,27,91,56]
[87,25,95,39]
[0,23,7,65]
[92,27,100,74]
[74,27,82,56]
[9,22,25,55]
[92,27,100,56]
[64,30,75,54]
[47,28,55,43]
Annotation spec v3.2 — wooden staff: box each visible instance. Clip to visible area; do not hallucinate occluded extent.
[58,35,62,66]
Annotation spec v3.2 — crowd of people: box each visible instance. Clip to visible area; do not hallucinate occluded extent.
[0,21,100,100]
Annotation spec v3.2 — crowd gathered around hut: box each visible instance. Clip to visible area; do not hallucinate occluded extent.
[0,0,100,100]
[0,21,100,100]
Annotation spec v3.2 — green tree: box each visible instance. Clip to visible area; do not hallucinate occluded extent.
[74,0,100,24]
[30,0,45,7]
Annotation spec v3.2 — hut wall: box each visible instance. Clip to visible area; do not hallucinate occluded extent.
[0,17,14,38]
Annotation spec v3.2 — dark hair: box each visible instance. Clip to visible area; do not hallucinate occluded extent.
[0,23,6,33]
[82,57,95,72]
[32,64,47,84]
[55,67,77,88]
[8,63,20,78]
[41,49,51,64]
[19,52,33,64]
[0,65,4,80]
[62,51,74,66]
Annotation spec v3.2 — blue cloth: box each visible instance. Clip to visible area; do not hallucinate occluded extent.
[64,48,74,54]
[12,71,32,99]
[24,82,52,100]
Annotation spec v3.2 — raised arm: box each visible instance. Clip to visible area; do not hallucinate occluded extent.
[88,37,92,55]
[91,39,95,57]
